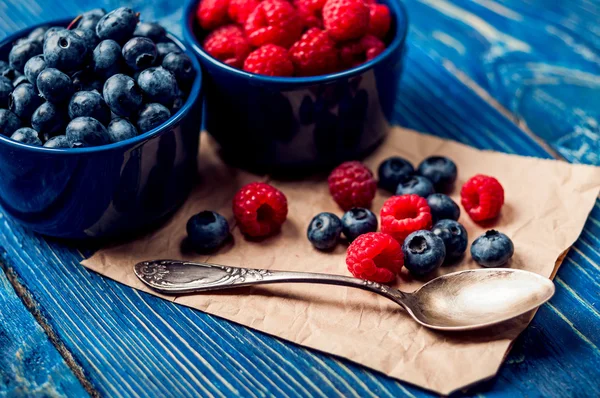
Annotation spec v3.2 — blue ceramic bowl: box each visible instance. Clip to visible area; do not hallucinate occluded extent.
[183,0,408,171]
[0,21,203,239]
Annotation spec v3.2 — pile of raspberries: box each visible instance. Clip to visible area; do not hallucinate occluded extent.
[196,0,392,76]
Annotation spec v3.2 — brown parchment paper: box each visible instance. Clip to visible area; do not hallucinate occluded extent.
[82,127,600,395]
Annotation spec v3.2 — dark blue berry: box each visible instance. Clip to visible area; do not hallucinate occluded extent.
[122,37,157,70]
[24,55,46,88]
[417,156,457,192]
[136,102,170,133]
[43,135,70,148]
[107,117,137,142]
[137,66,178,106]
[0,61,10,76]
[395,175,435,198]
[36,68,74,103]
[307,212,342,250]
[92,39,123,79]
[186,211,230,252]
[0,109,21,136]
[12,74,29,87]
[471,230,514,268]
[73,28,100,54]
[0,76,12,108]
[432,219,468,261]
[43,30,88,72]
[44,27,63,42]
[96,7,137,44]
[11,127,42,146]
[9,40,42,73]
[27,26,48,44]
[31,102,66,140]
[427,193,460,223]
[9,83,42,121]
[341,208,378,242]
[68,90,111,125]
[402,230,446,277]
[66,116,109,146]
[378,156,414,193]
[76,9,106,31]
[162,52,195,84]
[134,22,166,42]
[103,74,143,117]
[156,42,181,61]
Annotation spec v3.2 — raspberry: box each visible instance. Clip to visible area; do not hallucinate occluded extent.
[380,194,432,243]
[197,0,230,30]
[460,175,505,222]
[322,0,370,42]
[232,182,288,237]
[202,25,252,68]
[339,34,385,68]
[368,4,391,39]
[294,0,326,28]
[328,161,377,211]
[243,44,294,76]
[346,232,403,283]
[228,0,260,24]
[245,0,303,48]
[289,28,338,76]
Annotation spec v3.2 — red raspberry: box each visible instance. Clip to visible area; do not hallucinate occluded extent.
[368,4,391,39]
[322,0,370,42]
[197,0,231,30]
[233,182,288,237]
[289,28,339,76]
[346,232,404,283]
[243,44,294,76]
[202,25,252,68]
[380,194,432,243]
[328,161,377,211]
[245,0,303,48]
[228,0,260,24]
[339,34,385,68]
[461,175,505,222]
[294,0,326,28]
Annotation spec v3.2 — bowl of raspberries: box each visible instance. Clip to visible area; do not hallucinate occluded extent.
[183,0,408,170]
[0,8,203,238]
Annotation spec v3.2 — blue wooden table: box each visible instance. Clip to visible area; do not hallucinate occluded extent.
[1,0,599,396]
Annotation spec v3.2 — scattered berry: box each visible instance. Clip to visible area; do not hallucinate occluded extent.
[228,0,260,24]
[307,212,343,250]
[96,7,138,44]
[339,34,385,68]
[43,135,70,148]
[243,44,294,76]
[417,156,457,192]
[137,103,171,133]
[137,67,179,106]
[0,109,21,136]
[202,25,252,69]
[461,175,504,222]
[341,207,378,242]
[323,0,369,42]
[402,230,446,276]
[122,37,157,71]
[9,83,43,121]
[395,175,435,198]
[233,182,288,237]
[133,22,166,42]
[187,210,231,251]
[426,193,460,223]
[471,230,514,267]
[11,127,42,146]
[380,194,432,243]
[377,156,414,193]
[432,219,467,261]
[92,40,124,79]
[107,117,138,143]
[103,74,144,117]
[368,4,391,39]
[289,28,338,76]
[197,0,231,30]
[346,232,403,283]
[328,161,377,211]
[65,116,109,146]
[244,0,303,48]
[36,68,74,103]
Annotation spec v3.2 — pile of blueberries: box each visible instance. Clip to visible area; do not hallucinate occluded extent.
[0,7,196,148]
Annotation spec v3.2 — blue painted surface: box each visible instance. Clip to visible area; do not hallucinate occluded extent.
[0,0,599,397]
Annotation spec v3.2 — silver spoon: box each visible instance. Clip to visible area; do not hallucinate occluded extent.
[134,260,555,331]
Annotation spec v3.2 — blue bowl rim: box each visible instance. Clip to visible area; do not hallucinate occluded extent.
[0,19,203,155]
[182,0,409,86]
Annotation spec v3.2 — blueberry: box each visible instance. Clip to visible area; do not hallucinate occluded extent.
[395,175,435,197]
[432,220,468,261]
[24,55,46,87]
[417,156,457,192]
[9,83,42,121]
[43,135,70,148]
[136,103,170,133]
[44,27,63,42]
[0,76,12,108]
[68,90,111,125]
[73,28,100,54]
[156,42,181,61]
[9,40,42,73]
[27,26,48,44]
[186,211,230,252]
[36,68,74,103]
[341,208,378,242]
[377,156,414,193]
[137,66,178,106]
[103,74,143,117]
[107,117,137,143]
[76,9,106,31]
[0,109,21,136]
[12,74,29,88]
[92,39,123,79]
[43,30,88,72]
[31,102,67,140]
[96,7,138,44]
[402,230,446,277]
[66,116,109,146]
[471,230,514,268]
[122,37,157,70]
[134,22,166,42]
[307,212,342,250]
[11,127,42,146]
[427,193,460,223]
[162,52,195,84]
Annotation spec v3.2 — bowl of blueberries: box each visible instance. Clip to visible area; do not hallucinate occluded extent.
[0,7,202,238]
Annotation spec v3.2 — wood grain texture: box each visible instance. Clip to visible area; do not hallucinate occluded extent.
[0,0,599,397]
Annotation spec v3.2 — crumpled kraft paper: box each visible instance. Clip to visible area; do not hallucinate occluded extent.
[82,127,600,395]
